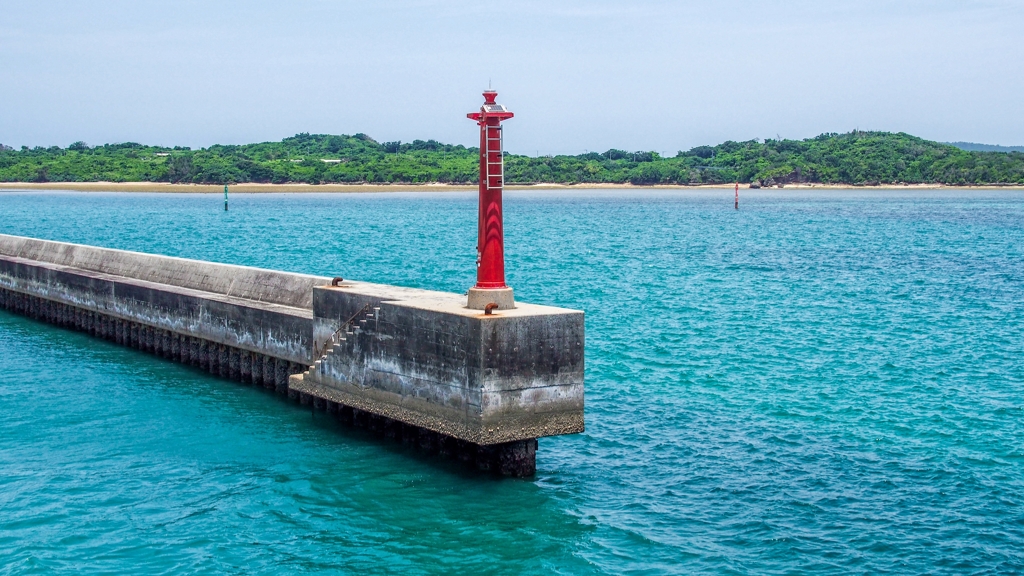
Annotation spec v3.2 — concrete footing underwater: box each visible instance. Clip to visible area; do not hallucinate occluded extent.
[0,234,584,477]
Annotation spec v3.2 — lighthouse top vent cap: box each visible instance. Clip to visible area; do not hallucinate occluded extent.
[478,90,512,116]
[468,90,513,122]
[482,90,507,112]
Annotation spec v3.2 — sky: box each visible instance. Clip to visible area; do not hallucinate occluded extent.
[2,0,1023,155]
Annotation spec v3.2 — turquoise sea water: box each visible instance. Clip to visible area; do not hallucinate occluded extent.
[1,189,1022,574]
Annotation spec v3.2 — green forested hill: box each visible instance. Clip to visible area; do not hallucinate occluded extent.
[2,131,1022,186]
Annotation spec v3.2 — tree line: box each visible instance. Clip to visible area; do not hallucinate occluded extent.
[2,131,1022,186]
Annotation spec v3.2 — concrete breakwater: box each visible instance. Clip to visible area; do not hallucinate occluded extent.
[0,233,584,476]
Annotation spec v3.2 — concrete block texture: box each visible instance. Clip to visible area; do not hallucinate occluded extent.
[298,284,585,445]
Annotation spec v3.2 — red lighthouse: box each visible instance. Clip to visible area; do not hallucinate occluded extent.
[467,90,515,310]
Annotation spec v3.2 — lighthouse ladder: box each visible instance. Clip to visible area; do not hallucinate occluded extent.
[484,126,504,190]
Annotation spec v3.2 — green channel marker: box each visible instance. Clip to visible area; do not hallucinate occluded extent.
[224,185,228,211]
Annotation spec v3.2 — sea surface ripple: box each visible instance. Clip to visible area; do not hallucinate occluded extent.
[0,189,1022,574]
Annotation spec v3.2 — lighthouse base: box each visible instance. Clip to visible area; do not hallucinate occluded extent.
[467,287,515,311]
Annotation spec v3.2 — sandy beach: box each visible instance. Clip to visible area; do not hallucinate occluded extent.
[1,181,1021,193]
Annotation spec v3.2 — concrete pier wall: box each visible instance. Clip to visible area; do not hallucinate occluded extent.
[0,234,322,309]
[0,287,306,392]
[0,234,327,366]
[0,233,585,476]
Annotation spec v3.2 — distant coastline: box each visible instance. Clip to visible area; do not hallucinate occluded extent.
[3,182,1023,193]
[4,131,1023,189]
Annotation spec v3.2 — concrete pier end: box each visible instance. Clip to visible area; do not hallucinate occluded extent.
[292,282,584,475]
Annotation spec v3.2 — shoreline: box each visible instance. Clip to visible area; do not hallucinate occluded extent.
[2,182,1023,193]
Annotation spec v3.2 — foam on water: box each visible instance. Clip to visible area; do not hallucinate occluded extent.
[1,189,1022,573]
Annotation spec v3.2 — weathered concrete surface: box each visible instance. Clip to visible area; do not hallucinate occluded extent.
[0,287,306,391]
[0,233,585,476]
[0,234,329,365]
[292,283,585,446]
[0,234,326,308]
